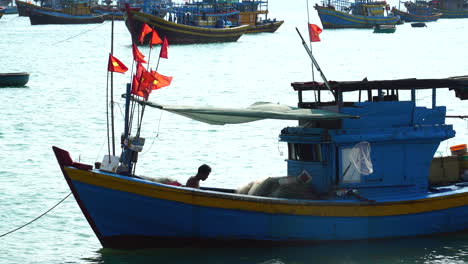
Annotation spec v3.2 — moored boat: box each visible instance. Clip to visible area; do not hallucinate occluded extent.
[391,5,442,22]
[237,0,284,33]
[373,23,396,33]
[29,9,104,25]
[0,72,29,87]
[314,0,399,29]
[53,28,468,247]
[411,21,427,27]
[124,5,250,44]
[430,0,468,18]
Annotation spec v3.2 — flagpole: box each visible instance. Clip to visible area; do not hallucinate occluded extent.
[110,17,116,156]
[306,0,318,103]
[295,27,336,100]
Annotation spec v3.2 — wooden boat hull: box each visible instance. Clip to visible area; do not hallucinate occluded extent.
[124,9,250,44]
[53,146,468,249]
[436,8,468,18]
[29,10,104,25]
[0,72,29,87]
[392,8,442,22]
[246,20,284,33]
[315,6,399,29]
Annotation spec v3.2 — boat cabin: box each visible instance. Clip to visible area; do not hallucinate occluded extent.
[279,78,467,199]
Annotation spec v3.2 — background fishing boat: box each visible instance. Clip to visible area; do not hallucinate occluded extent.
[314,0,399,28]
[237,0,284,33]
[29,9,104,24]
[0,72,29,87]
[391,2,442,22]
[124,4,250,44]
[430,0,468,18]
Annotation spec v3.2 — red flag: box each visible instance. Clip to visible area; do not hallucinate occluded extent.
[150,70,172,89]
[159,37,168,59]
[139,70,158,90]
[139,23,152,44]
[135,62,145,79]
[107,54,128,73]
[150,29,162,48]
[132,44,147,63]
[308,24,322,42]
[131,75,149,99]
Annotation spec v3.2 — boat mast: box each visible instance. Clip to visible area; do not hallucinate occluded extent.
[110,17,116,156]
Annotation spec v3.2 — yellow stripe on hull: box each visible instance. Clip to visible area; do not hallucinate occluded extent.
[66,167,468,217]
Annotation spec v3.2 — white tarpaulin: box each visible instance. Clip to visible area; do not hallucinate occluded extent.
[138,100,358,125]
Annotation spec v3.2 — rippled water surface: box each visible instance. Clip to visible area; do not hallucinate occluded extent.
[1,1,468,263]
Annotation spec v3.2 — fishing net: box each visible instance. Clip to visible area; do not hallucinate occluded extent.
[349,141,373,175]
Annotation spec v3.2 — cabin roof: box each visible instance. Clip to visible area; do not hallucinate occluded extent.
[291,76,468,100]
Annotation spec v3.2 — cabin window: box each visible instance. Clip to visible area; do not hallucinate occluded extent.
[288,143,322,162]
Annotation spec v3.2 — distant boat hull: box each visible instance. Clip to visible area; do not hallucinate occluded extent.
[0,72,29,87]
[124,9,250,44]
[2,6,18,14]
[436,8,468,18]
[54,146,468,249]
[315,6,399,29]
[246,20,284,33]
[392,8,442,22]
[29,9,104,25]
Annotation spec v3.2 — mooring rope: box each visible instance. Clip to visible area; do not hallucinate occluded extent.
[0,192,72,238]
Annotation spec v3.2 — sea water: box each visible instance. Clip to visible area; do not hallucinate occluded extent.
[1,1,467,263]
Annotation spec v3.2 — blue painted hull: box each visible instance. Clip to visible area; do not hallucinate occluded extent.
[72,176,468,248]
[315,6,399,29]
[52,143,468,249]
[392,8,442,22]
[437,9,468,18]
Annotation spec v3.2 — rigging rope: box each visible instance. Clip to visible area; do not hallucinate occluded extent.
[53,21,109,45]
[0,192,72,238]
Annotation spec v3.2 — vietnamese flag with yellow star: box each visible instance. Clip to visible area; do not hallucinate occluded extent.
[107,54,128,73]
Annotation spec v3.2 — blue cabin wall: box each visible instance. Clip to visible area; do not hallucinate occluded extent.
[280,101,455,199]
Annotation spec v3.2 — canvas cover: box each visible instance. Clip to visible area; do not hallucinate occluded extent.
[139,100,358,125]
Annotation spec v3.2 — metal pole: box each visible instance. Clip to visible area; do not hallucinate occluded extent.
[295,27,337,100]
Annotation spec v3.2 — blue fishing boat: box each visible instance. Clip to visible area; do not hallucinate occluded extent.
[314,0,399,29]
[430,0,468,18]
[392,2,442,22]
[0,72,29,87]
[52,34,468,247]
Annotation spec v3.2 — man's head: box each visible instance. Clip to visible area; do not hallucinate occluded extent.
[198,164,211,180]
